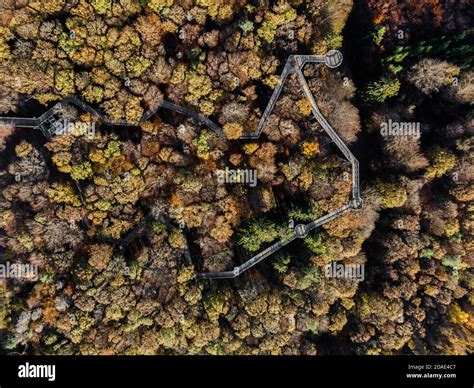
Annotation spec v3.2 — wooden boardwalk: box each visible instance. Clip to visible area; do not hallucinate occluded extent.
[0,50,362,280]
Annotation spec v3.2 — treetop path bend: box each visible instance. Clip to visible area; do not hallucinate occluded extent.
[0,50,362,281]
